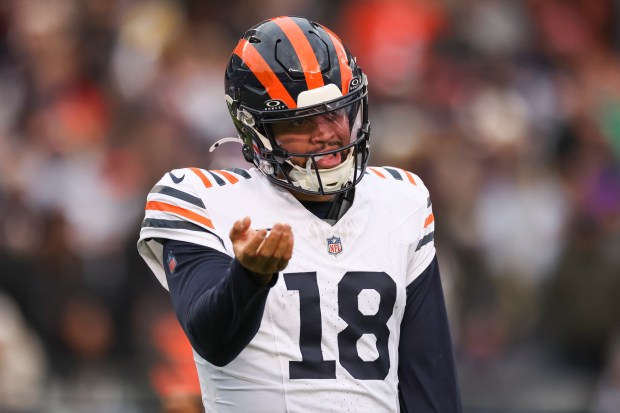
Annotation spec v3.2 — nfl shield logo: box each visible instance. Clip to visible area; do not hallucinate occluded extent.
[327,236,343,256]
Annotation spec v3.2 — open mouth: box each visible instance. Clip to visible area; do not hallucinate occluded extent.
[315,152,342,169]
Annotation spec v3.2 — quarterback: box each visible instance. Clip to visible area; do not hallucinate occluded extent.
[138,16,461,412]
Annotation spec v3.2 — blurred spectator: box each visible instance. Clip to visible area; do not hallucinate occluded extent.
[150,312,202,413]
[542,217,620,370]
[338,0,446,100]
[592,333,620,413]
[0,0,619,411]
[111,0,185,100]
[0,292,47,412]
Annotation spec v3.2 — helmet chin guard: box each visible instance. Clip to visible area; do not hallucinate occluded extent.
[224,16,371,195]
[288,151,356,193]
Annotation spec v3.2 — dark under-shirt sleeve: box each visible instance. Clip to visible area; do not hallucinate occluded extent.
[398,256,462,412]
[162,239,277,367]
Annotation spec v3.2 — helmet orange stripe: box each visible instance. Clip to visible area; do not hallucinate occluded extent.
[322,27,353,95]
[272,16,325,91]
[212,170,239,184]
[189,167,213,188]
[146,201,215,229]
[233,39,297,109]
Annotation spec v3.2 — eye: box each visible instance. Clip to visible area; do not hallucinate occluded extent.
[288,118,308,128]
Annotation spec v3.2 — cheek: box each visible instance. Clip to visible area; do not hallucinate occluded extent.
[276,134,312,153]
[339,124,352,140]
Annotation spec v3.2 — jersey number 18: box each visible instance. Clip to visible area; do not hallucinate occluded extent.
[284,271,396,380]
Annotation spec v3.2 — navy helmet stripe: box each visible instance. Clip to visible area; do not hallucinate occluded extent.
[321,25,351,95]
[271,17,324,91]
[232,39,297,108]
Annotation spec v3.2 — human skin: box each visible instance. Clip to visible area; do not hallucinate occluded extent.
[232,111,351,281]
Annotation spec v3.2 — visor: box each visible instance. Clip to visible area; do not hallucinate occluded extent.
[235,87,370,195]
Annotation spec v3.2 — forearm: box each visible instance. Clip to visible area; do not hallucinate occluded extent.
[398,257,462,412]
[163,240,276,366]
[186,259,276,366]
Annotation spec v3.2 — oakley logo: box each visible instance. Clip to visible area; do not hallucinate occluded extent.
[168,172,185,183]
[264,99,286,111]
[349,77,361,90]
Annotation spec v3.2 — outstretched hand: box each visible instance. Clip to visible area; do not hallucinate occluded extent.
[229,217,294,285]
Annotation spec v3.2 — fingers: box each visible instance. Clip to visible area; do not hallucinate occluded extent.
[245,228,268,257]
[232,221,294,275]
[252,224,288,273]
[274,226,294,272]
[256,224,287,258]
[230,216,251,242]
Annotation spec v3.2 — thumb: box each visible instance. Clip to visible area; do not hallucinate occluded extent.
[230,216,251,241]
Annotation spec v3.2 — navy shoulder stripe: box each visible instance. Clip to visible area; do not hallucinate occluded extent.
[225,168,252,179]
[150,185,205,209]
[142,218,225,248]
[383,167,404,180]
[415,231,434,251]
[206,171,226,186]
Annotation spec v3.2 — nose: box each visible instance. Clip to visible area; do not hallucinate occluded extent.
[310,116,336,144]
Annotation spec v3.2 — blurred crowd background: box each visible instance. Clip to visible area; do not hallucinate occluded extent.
[0,0,619,412]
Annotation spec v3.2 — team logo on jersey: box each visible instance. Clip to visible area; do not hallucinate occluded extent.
[327,236,343,256]
[167,251,177,274]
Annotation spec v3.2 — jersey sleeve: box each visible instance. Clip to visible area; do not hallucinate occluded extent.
[406,173,436,285]
[398,257,462,412]
[163,240,276,366]
[366,166,436,285]
[137,168,229,290]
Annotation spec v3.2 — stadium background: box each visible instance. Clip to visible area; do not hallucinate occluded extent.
[0,0,619,412]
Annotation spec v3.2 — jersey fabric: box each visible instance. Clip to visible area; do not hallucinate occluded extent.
[138,166,444,413]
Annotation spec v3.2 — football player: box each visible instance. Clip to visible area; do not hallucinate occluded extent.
[138,16,461,413]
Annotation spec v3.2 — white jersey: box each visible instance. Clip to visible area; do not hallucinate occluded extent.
[138,166,436,413]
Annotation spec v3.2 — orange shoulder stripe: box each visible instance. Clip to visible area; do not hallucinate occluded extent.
[145,201,215,229]
[404,170,417,185]
[212,170,239,185]
[368,167,386,178]
[189,167,212,188]
[233,39,297,109]
[424,213,435,228]
[273,17,324,91]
